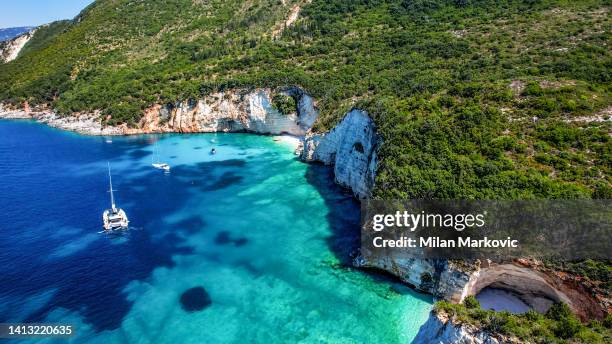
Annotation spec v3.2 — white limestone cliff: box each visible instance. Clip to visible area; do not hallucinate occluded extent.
[299,109,379,199]
[128,88,315,136]
[0,29,36,63]
[412,311,519,344]
[3,87,608,343]
[356,253,606,321]
[353,254,474,303]
[0,88,317,137]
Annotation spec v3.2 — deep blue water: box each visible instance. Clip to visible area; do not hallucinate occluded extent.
[0,120,431,343]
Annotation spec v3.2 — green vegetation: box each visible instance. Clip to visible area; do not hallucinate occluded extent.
[543,259,612,290]
[0,0,610,199]
[18,21,73,57]
[271,93,297,115]
[0,1,609,339]
[436,299,612,343]
[463,295,481,309]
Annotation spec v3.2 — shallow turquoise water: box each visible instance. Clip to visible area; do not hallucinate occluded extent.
[0,120,432,343]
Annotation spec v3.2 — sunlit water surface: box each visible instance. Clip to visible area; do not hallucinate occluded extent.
[0,120,432,343]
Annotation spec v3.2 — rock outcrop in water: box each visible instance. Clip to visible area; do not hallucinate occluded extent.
[299,109,379,199]
[413,310,518,344]
[0,29,36,63]
[0,104,123,135]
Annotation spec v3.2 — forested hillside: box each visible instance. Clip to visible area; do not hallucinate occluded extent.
[0,0,610,199]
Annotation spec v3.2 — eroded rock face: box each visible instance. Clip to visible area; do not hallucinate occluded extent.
[0,29,36,63]
[436,261,476,302]
[127,89,315,136]
[300,109,378,199]
[358,254,609,323]
[464,261,610,321]
[295,93,318,131]
[0,88,319,137]
[464,263,564,313]
[358,256,607,321]
[413,311,518,344]
[354,254,474,302]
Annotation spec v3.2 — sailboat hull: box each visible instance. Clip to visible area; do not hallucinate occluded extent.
[103,208,129,231]
[103,163,129,231]
[152,141,171,171]
[152,163,170,171]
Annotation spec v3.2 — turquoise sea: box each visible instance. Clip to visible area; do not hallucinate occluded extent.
[0,120,432,343]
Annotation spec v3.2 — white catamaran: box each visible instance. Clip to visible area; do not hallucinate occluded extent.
[152,140,170,171]
[103,162,129,231]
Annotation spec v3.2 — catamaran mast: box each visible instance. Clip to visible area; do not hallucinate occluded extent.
[108,162,116,211]
[153,140,160,164]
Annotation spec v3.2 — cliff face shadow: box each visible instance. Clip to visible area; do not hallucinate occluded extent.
[304,163,360,265]
[304,162,434,295]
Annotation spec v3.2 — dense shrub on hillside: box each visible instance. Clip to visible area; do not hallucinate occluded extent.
[271,94,296,115]
[0,0,609,199]
[543,259,612,290]
[18,20,72,57]
[436,301,611,343]
[463,295,480,309]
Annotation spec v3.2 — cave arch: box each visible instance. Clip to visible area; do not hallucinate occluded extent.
[463,264,569,313]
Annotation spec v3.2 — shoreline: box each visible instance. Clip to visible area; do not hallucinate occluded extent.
[0,114,305,158]
[0,121,427,342]
[3,107,610,342]
[0,110,307,140]
[272,134,302,150]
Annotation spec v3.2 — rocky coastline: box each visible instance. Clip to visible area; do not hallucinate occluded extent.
[0,87,377,199]
[2,88,608,343]
[413,310,520,344]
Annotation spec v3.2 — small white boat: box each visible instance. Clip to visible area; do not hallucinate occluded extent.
[103,162,129,231]
[152,140,170,171]
[152,163,170,171]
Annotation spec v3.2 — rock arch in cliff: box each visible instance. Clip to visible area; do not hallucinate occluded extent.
[464,263,567,313]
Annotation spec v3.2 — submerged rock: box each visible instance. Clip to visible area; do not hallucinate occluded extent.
[179,286,212,312]
[214,231,233,245]
[214,231,249,247]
